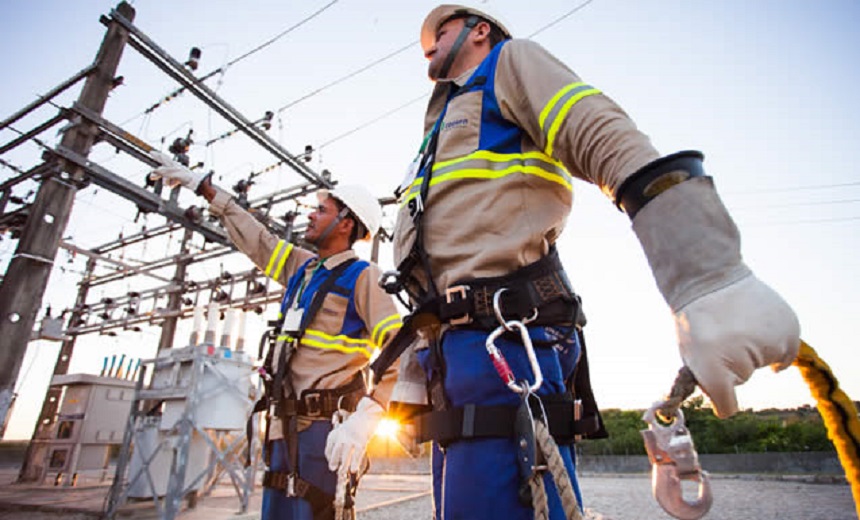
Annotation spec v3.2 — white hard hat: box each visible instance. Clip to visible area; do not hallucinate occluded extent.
[317,184,382,241]
[420,4,512,53]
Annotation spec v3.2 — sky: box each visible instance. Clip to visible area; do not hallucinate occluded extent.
[1,0,858,441]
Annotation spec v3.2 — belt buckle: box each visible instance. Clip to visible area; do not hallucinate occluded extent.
[304,394,322,417]
[445,285,471,326]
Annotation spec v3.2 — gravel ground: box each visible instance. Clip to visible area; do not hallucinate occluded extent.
[0,472,854,520]
[356,474,857,520]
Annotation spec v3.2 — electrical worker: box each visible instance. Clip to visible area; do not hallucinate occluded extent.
[148,155,403,520]
[371,4,801,520]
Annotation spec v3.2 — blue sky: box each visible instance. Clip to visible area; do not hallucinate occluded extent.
[1,0,858,440]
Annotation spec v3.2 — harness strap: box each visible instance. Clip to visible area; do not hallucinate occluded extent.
[280,373,366,419]
[370,249,581,384]
[263,470,335,519]
[439,247,583,329]
[415,395,603,447]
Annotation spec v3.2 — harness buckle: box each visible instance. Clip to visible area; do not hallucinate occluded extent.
[378,270,402,295]
[304,394,322,417]
[445,285,471,326]
[285,473,297,497]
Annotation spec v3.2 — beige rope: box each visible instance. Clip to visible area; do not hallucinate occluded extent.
[657,366,698,422]
[531,420,583,520]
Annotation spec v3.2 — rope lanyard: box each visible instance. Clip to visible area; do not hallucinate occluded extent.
[653,340,860,519]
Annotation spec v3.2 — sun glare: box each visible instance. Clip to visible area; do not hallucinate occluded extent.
[375,418,400,439]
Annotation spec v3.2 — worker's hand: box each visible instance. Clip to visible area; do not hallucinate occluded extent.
[325,397,384,473]
[632,171,800,418]
[148,150,207,192]
[675,273,799,418]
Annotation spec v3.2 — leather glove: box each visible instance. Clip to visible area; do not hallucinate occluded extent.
[632,174,800,418]
[325,397,385,473]
[148,150,207,192]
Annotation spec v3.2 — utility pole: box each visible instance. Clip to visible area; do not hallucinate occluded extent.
[157,228,193,351]
[0,2,135,437]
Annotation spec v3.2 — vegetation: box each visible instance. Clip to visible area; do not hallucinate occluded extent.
[580,397,834,456]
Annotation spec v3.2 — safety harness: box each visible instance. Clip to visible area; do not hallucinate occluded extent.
[371,49,607,451]
[250,257,367,519]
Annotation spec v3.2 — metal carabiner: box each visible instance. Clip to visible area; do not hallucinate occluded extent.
[640,402,713,520]
[485,320,543,394]
[492,288,538,331]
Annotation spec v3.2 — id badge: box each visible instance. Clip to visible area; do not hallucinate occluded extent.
[397,153,422,199]
[281,307,304,334]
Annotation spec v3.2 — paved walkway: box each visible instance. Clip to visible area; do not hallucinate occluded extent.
[0,469,854,520]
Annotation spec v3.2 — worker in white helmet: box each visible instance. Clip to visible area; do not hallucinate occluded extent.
[369,4,800,519]
[148,158,402,520]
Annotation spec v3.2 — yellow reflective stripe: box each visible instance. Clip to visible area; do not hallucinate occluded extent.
[300,330,375,357]
[265,240,285,276]
[376,323,402,346]
[271,243,293,280]
[433,149,563,171]
[539,82,587,133]
[400,152,571,205]
[303,330,374,347]
[276,335,296,342]
[371,314,402,346]
[545,87,601,157]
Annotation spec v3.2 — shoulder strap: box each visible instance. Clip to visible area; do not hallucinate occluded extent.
[298,258,360,336]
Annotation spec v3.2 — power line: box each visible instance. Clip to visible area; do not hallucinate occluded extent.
[527,0,597,38]
[728,181,860,195]
[275,40,418,114]
[732,197,860,211]
[311,1,600,152]
[125,0,342,123]
[318,91,431,150]
[224,0,341,70]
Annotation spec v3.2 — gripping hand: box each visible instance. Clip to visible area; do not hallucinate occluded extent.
[631,164,800,418]
[148,150,207,192]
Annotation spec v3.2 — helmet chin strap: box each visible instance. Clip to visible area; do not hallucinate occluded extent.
[438,15,480,80]
[310,207,350,247]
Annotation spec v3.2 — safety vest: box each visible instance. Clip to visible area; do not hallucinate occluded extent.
[278,257,376,359]
[400,39,572,212]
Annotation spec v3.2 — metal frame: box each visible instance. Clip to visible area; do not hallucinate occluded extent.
[104,345,260,519]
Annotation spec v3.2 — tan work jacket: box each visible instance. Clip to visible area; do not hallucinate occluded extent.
[393,39,661,294]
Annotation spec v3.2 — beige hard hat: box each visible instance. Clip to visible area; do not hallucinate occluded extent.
[420,4,512,53]
[317,185,382,241]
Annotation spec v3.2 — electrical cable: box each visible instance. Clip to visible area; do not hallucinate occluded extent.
[527,0,597,38]
[123,0,342,124]
[275,40,418,114]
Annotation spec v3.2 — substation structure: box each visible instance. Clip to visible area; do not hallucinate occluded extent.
[0,2,389,517]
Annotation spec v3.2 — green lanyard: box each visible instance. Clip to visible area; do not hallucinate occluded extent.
[293,258,327,310]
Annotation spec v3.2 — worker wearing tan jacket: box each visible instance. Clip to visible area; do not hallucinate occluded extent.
[372,4,801,520]
[147,159,401,520]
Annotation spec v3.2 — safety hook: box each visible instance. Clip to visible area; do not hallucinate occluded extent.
[640,402,713,520]
[485,320,543,394]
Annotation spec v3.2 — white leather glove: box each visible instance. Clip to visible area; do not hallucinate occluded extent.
[633,175,800,418]
[325,397,384,473]
[148,150,207,192]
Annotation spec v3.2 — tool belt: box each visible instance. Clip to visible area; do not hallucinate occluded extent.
[416,393,601,447]
[263,470,334,519]
[280,373,366,419]
[437,247,584,329]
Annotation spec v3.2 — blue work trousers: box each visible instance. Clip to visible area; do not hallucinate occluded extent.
[419,327,584,520]
[261,421,335,520]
